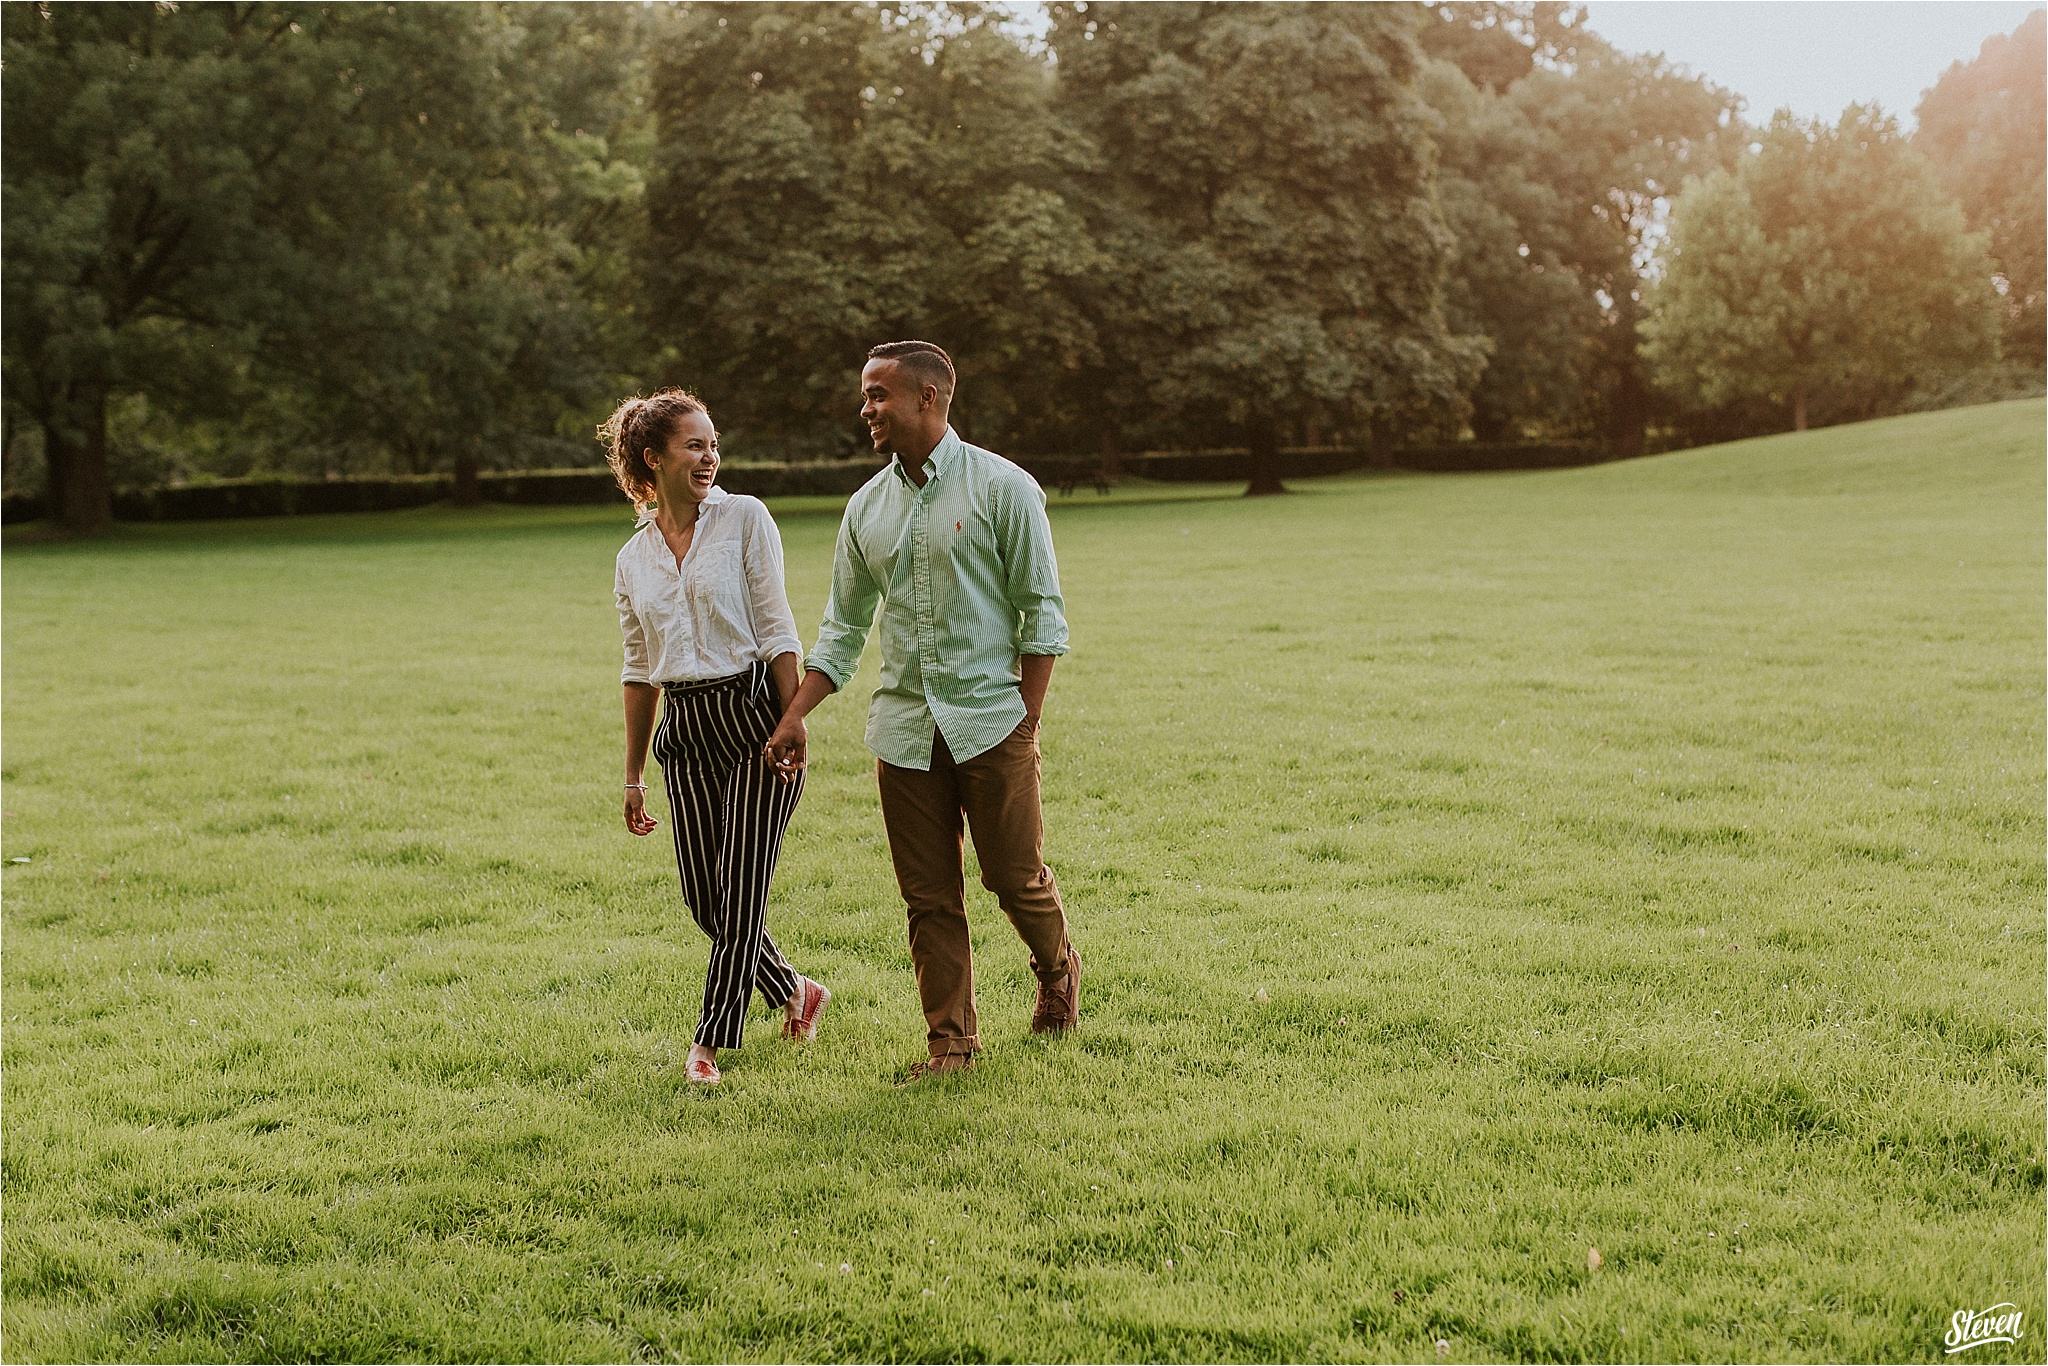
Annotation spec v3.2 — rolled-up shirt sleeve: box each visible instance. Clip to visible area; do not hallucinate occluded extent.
[617,561,652,685]
[994,473,1069,656]
[741,501,804,662]
[805,508,883,690]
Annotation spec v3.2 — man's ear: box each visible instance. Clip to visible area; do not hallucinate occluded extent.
[921,385,938,410]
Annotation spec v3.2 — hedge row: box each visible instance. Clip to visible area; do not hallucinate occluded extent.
[0,441,1614,525]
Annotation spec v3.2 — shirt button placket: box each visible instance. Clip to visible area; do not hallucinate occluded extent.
[913,486,939,713]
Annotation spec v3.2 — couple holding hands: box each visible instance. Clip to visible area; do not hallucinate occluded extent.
[609,341,1081,1087]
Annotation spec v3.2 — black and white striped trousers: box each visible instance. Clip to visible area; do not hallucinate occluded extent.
[653,660,804,1049]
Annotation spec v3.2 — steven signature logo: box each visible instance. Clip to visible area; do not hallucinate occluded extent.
[1945,1303,2025,1355]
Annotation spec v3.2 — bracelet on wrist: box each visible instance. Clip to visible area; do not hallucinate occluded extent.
[624,782,647,789]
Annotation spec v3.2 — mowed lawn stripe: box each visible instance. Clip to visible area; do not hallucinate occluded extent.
[3,400,2042,1362]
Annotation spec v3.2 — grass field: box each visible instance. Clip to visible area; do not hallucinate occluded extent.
[3,400,2043,1363]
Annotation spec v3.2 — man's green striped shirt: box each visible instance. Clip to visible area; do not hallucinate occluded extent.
[806,427,1069,770]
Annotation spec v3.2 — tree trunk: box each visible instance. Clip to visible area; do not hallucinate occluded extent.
[1469,405,1509,444]
[1608,290,1647,459]
[1244,416,1286,496]
[450,447,481,507]
[1609,360,1646,459]
[1793,378,1808,432]
[1098,427,1121,486]
[48,385,114,535]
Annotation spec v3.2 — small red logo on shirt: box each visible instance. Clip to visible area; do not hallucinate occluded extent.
[956,521,962,532]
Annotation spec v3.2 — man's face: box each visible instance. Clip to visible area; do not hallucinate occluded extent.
[859,358,926,455]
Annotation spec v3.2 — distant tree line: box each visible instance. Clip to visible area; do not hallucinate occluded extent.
[4,1,2038,532]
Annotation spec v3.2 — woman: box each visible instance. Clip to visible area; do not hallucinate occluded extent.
[605,388,827,1086]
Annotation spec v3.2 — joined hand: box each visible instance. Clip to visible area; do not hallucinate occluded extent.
[763,713,808,783]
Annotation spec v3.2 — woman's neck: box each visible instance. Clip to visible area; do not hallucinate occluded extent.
[655,487,703,536]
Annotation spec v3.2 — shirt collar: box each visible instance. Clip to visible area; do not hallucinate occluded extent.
[636,484,729,528]
[892,426,963,487]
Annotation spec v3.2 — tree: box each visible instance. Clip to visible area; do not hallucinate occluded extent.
[1915,9,2046,371]
[1643,107,2000,431]
[7,5,325,530]
[279,4,654,504]
[1,2,648,531]
[646,2,1099,458]
[1502,38,1740,452]
[1417,0,1594,94]
[1413,3,1738,446]
[1420,48,1598,440]
[1051,1,1482,495]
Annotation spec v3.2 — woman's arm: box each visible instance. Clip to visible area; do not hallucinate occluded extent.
[742,501,804,662]
[769,650,801,712]
[623,682,660,835]
[764,651,805,783]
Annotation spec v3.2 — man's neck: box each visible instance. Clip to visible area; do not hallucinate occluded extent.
[892,425,946,487]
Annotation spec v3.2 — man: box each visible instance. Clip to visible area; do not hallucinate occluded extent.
[763,340,1079,1083]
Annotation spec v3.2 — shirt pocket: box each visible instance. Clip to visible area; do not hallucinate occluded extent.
[686,541,752,638]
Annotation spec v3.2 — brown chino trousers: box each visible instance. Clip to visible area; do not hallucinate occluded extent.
[876,717,1072,1058]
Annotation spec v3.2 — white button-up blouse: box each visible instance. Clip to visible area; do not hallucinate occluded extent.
[614,487,804,685]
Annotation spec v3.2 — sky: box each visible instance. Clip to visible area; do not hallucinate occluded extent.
[1578,2,2044,127]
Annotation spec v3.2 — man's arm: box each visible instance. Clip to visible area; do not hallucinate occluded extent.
[994,474,1070,662]
[805,507,884,691]
[762,509,878,769]
[996,475,1069,727]
[1020,652,1056,725]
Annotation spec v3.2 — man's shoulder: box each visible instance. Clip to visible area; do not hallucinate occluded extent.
[845,464,903,516]
[957,442,1043,497]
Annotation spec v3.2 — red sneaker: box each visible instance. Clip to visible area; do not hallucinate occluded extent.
[783,977,831,1042]
[685,1055,721,1086]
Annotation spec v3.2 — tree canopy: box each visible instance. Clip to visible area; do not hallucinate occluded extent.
[1642,108,2000,431]
[1051,1,1483,493]
[1,1,648,531]
[2,1,2032,529]
[1915,8,2046,369]
[645,2,1096,458]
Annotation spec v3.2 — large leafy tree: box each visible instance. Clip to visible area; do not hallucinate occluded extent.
[1503,37,1739,452]
[1416,2,1738,445]
[1,2,646,531]
[646,2,1098,457]
[1421,46,1596,440]
[1051,1,1482,494]
[1915,9,2046,371]
[282,4,654,503]
[1643,108,2000,431]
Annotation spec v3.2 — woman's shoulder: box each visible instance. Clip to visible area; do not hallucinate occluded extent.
[715,490,779,535]
[616,518,658,563]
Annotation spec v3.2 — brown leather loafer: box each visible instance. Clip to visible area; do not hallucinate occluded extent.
[895,1053,977,1088]
[1030,946,1081,1034]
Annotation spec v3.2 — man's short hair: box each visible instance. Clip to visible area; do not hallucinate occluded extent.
[867,340,956,400]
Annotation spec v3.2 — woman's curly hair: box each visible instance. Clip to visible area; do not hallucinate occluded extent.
[599,389,710,509]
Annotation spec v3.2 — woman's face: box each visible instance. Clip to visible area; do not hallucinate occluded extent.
[652,411,719,505]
